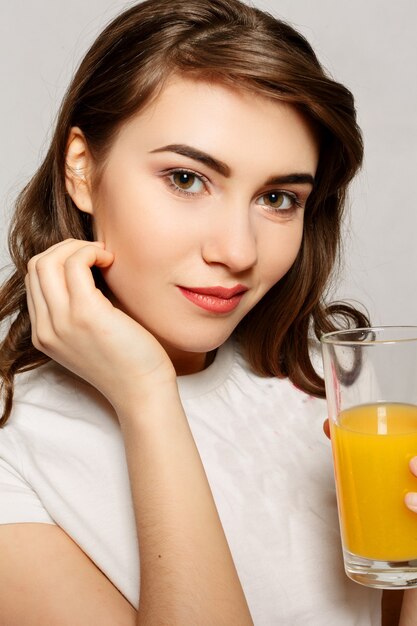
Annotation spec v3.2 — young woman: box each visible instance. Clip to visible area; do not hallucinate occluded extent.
[1,0,416,623]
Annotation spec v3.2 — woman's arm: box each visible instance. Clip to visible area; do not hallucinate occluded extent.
[399,590,417,626]
[120,384,252,625]
[25,239,253,625]
[0,523,138,625]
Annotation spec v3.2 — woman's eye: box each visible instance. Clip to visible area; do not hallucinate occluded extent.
[169,171,205,194]
[258,191,298,212]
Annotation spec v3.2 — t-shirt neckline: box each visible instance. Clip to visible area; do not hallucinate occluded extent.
[176,339,236,400]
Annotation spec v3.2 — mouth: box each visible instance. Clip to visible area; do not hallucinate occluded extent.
[177,284,248,314]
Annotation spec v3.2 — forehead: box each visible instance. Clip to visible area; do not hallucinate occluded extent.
[110,77,319,176]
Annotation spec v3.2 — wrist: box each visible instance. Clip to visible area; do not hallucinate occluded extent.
[113,378,184,429]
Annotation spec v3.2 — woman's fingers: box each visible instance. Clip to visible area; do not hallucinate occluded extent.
[409,457,417,476]
[405,492,417,513]
[26,239,113,351]
[25,261,52,327]
[24,273,38,329]
[29,239,111,310]
[405,458,417,513]
[25,238,174,412]
[64,243,114,304]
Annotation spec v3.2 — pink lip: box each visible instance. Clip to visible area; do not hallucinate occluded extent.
[178,284,248,313]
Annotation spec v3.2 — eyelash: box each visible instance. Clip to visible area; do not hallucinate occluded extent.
[162,168,303,215]
[163,168,209,197]
[258,191,303,216]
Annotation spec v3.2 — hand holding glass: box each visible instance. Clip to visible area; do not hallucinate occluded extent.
[321,327,417,588]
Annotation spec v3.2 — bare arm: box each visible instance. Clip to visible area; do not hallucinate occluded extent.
[120,386,252,625]
[0,523,137,626]
[23,239,253,625]
[399,590,417,626]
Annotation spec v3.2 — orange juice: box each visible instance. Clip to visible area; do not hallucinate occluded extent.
[331,403,417,561]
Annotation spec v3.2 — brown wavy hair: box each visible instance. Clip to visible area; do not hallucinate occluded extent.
[0,0,368,426]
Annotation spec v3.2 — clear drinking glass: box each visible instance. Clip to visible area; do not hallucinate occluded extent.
[321,326,417,588]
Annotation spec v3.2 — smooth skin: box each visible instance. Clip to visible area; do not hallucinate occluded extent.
[0,78,320,625]
[1,76,416,626]
[71,77,317,372]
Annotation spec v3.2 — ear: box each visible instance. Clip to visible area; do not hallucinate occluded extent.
[65,127,94,215]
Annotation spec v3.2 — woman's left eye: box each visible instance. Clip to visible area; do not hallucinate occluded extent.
[257,191,300,213]
[167,170,206,195]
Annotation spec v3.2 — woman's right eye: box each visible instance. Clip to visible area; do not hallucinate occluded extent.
[166,170,207,195]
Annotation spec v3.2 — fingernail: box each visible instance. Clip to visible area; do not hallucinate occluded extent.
[405,493,417,511]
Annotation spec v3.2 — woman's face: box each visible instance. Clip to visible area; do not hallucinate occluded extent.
[82,78,319,373]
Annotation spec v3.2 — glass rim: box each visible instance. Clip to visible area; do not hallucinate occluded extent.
[320,325,417,346]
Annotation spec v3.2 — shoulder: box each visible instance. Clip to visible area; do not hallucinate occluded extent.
[8,361,118,434]
[0,364,138,602]
[13,361,112,417]
[0,361,123,478]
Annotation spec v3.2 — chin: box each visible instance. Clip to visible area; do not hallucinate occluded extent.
[156,326,236,356]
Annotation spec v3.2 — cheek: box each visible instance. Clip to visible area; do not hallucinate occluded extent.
[260,222,304,286]
[92,192,174,260]
[103,234,168,288]
[99,213,189,292]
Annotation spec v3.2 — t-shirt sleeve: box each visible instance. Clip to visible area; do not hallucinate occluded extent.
[0,456,55,525]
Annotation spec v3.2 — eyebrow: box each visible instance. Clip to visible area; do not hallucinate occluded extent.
[150,143,315,186]
[264,173,315,187]
[150,144,231,177]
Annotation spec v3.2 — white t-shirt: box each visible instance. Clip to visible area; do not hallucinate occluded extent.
[0,339,381,624]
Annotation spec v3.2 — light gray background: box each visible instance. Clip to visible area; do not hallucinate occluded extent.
[1,1,416,324]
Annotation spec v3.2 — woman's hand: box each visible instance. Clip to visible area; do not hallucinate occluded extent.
[405,458,417,512]
[25,239,176,414]
[26,239,253,624]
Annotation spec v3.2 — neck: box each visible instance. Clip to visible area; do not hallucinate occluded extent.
[169,348,217,376]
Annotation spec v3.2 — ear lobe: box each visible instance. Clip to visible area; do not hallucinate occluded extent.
[65,127,94,215]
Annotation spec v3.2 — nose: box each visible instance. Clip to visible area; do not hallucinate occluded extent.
[201,200,258,273]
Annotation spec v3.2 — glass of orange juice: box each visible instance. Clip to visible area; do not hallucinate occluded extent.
[321,326,417,588]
